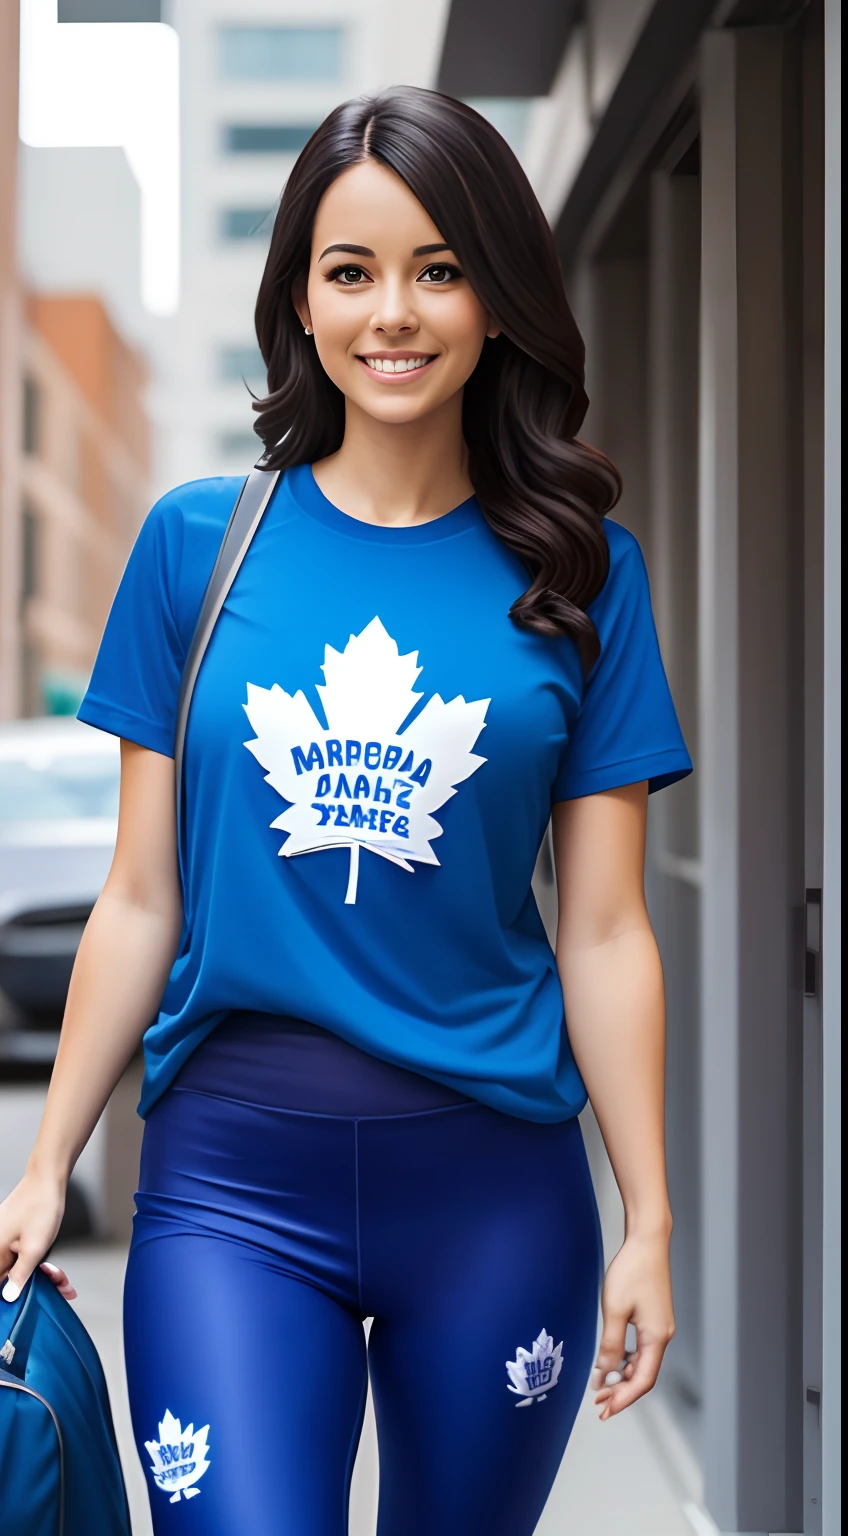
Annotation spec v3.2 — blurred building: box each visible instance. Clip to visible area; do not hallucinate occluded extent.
[155,0,451,491]
[19,294,149,716]
[18,144,147,351]
[439,1,841,1533]
[0,0,23,720]
[0,13,152,722]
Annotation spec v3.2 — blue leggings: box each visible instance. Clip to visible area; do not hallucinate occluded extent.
[124,1015,602,1534]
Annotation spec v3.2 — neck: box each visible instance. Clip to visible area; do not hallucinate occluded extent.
[312,392,474,528]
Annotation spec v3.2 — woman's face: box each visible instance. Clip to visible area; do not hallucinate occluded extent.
[297,159,499,426]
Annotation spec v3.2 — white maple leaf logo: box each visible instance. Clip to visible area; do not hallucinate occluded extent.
[243,616,489,903]
[506,1329,564,1406]
[145,1409,211,1502]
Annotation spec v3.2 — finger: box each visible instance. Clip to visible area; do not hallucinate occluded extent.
[600,1339,666,1417]
[594,1361,630,1404]
[1,1249,39,1303]
[591,1310,629,1392]
[596,1358,638,1408]
[40,1262,78,1301]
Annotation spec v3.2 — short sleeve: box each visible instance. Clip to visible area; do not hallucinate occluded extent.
[78,496,186,756]
[553,521,692,801]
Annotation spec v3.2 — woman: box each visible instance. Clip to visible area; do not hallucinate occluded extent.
[1,88,691,1533]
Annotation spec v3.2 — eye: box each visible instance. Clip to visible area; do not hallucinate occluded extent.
[326,264,371,286]
[418,263,463,285]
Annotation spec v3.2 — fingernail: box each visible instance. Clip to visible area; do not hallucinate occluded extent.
[40,1262,58,1274]
[605,1370,623,1386]
[2,1281,21,1303]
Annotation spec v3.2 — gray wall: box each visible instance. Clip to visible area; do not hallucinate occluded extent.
[821,0,841,1529]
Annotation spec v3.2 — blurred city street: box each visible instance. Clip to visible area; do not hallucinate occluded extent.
[55,1241,709,1536]
[0,2,840,1534]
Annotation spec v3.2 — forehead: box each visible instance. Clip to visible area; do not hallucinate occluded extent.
[311,160,445,256]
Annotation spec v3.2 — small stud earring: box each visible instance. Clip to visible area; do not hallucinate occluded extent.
[304,325,313,336]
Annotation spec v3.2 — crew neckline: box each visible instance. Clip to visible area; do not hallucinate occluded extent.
[286,462,482,545]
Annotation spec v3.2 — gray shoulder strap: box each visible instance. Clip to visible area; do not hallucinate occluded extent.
[175,465,280,839]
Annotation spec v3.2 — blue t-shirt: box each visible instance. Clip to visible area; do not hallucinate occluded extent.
[79,464,691,1120]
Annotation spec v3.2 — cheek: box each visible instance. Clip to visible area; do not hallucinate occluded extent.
[431,293,490,360]
[307,291,363,386]
[309,288,356,345]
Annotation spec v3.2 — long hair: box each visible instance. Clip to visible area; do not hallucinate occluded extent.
[253,87,621,670]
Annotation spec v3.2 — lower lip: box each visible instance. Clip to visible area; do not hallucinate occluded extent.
[356,356,438,384]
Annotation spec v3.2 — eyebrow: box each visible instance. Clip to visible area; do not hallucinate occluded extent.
[317,241,453,261]
[318,243,375,260]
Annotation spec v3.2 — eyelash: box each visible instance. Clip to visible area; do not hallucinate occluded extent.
[324,263,464,286]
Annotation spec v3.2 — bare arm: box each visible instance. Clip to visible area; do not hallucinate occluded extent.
[0,741,182,1298]
[552,782,674,1419]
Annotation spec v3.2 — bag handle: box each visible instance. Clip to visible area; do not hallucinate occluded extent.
[174,465,280,849]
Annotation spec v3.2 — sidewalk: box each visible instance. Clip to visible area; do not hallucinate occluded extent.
[55,1242,711,1536]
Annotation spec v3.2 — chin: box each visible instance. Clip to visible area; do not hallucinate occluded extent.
[357,394,439,426]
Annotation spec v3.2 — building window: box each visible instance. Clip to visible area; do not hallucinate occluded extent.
[464,99,533,157]
[223,124,317,156]
[23,376,41,456]
[216,430,261,461]
[219,26,343,82]
[220,207,275,242]
[21,502,40,601]
[218,345,267,389]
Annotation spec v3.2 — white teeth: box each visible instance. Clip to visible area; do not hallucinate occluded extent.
[363,356,431,373]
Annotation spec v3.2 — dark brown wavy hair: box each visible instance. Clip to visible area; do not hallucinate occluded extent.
[253,86,621,669]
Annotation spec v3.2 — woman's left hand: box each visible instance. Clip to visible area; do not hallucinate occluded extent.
[591,1231,675,1419]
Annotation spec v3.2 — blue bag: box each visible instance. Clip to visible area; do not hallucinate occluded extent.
[0,1267,131,1534]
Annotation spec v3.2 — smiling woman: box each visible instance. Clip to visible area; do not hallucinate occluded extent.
[2,83,690,1536]
[254,88,621,664]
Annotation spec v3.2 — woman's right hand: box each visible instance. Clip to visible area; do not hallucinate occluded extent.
[0,1171,67,1303]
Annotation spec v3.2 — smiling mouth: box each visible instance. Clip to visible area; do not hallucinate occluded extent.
[357,353,438,377]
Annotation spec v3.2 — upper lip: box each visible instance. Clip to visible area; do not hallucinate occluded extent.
[357,350,436,359]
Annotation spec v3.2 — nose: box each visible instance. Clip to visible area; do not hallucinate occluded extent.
[369,277,419,338]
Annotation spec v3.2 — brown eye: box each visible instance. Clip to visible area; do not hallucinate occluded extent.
[418,264,462,285]
[326,264,369,286]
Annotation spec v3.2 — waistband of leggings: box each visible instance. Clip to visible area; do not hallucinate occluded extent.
[169,1010,473,1118]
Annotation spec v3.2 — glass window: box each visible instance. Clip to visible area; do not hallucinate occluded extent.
[21,504,40,600]
[218,346,267,389]
[219,27,342,82]
[223,124,317,156]
[216,430,261,461]
[464,99,533,157]
[23,376,41,456]
[220,207,275,242]
[0,750,119,822]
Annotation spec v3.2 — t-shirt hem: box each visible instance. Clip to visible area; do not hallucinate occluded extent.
[553,748,693,802]
[77,696,174,758]
[137,1015,590,1125]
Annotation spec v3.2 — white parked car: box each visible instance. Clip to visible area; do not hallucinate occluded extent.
[0,716,119,1017]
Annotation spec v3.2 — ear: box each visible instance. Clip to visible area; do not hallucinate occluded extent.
[292,280,312,334]
[486,319,501,340]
